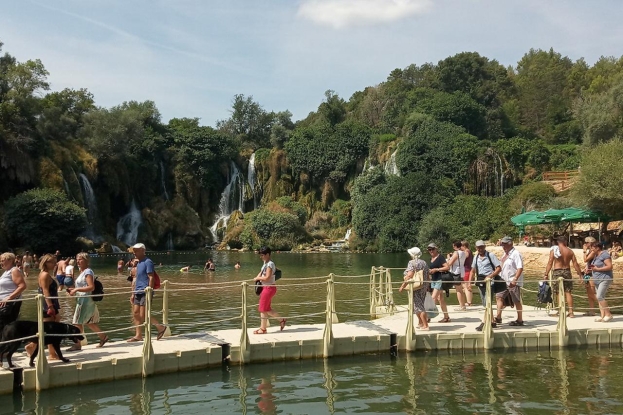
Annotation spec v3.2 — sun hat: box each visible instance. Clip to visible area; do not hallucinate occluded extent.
[407,247,421,258]
[475,240,486,247]
[132,243,146,249]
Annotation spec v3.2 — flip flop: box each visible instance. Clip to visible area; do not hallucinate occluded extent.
[127,337,142,342]
[157,326,168,340]
[97,336,109,348]
[66,344,82,351]
[279,319,287,331]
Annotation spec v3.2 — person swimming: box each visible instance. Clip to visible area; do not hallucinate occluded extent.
[180,265,192,272]
[234,261,241,269]
[204,259,216,272]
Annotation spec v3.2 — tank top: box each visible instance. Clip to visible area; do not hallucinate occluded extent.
[39,277,60,311]
[464,250,473,273]
[0,267,21,301]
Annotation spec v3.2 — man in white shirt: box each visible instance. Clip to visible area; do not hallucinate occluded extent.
[496,236,525,326]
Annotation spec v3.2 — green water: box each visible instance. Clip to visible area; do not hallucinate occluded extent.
[3,350,623,414]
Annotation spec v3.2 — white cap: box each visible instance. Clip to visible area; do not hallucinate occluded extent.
[407,247,421,258]
[132,243,146,249]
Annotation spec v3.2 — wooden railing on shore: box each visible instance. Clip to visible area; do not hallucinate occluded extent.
[542,170,579,192]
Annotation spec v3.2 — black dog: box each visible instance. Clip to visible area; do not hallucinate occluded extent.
[0,321,84,368]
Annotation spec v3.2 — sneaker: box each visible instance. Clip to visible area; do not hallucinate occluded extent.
[475,323,484,332]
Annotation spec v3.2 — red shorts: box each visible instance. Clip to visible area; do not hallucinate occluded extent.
[258,285,277,312]
[464,269,472,282]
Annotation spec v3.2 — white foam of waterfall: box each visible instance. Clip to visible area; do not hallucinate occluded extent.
[111,245,123,253]
[78,173,102,242]
[160,161,170,201]
[248,153,257,210]
[116,199,143,246]
[344,228,352,241]
[209,162,244,241]
[384,150,399,176]
[166,232,174,250]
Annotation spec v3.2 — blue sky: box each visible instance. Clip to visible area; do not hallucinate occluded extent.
[2,0,623,126]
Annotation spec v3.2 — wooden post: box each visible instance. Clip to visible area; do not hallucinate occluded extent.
[329,273,338,323]
[239,282,250,363]
[405,280,416,351]
[142,287,154,377]
[386,269,396,315]
[557,277,568,347]
[370,268,378,319]
[161,280,171,338]
[35,295,49,390]
[323,279,334,358]
[483,278,494,350]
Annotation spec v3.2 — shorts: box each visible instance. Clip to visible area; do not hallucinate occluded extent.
[594,279,612,302]
[64,277,75,287]
[430,280,443,290]
[258,285,277,312]
[552,269,573,292]
[56,275,65,285]
[496,285,522,306]
[463,269,472,282]
[132,291,154,306]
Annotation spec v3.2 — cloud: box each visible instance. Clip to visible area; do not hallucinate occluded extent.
[297,0,432,29]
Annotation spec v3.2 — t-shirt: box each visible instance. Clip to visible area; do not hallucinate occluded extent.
[471,252,501,276]
[429,255,447,282]
[65,265,74,277]
[135,258,155,292]
[501,248,524,286]
[592,251,613,280]
[260,261,276,285]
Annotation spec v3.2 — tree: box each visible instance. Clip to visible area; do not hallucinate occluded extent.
[4,188,87,253]
[572,139,623,217]
[575,76,623,145]
[318,90,347,126]
[216,94,276,148]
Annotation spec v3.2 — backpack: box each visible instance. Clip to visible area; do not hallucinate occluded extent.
[537,281,553,305]
[274,268,282,281]
[153,270,161,289]
[92,277,104,302]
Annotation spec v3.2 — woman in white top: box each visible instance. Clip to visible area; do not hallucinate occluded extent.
[0,252,27,330]
[64,259,76,288]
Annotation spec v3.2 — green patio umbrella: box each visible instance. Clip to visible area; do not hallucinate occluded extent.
[510,210,550,226]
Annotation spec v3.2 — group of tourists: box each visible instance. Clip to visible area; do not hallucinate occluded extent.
[400,235,615,331]
[0,242,169,361]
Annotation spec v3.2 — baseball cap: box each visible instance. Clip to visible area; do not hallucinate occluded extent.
[132,243,146,250]
[427,243,438,250]
[500,236,513,244]
[475,240,486,247]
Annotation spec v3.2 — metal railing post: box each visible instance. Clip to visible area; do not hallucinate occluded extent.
[557,277,568,347]
[35,295,49,390]
[405,280,416,351]
[329,273,338,323]
[323,279,334,358]
[239,282,250,363]
[483,278,494,350]
[142,287,154,377]
[386,269,396,315]
[370,268,378,319]
[161,280,171,338]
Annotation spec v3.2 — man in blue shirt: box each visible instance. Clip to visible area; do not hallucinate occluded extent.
[128,243,167,342]
[469,240,502,331]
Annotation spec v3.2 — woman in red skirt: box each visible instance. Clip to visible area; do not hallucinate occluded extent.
[253,247,286,334]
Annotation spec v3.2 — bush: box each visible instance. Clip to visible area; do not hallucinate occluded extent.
[239,208,309,250]
[4,188,87,253]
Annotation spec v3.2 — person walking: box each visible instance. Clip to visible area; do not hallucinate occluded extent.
[589,242,614,322]
[399,247,430,330]
[448,241,467,311]
[583,236,598,316]
[128,243,167,342]
[64,258,76,289]
[470,240,502,331]
[0,252,27,332]
[461,240,474,307]
[544,236,583,318]
[22,251,33,278]
[67,252,108,350]
[496,236,525,326]
[253,247,285,334]
[427,243,450,323]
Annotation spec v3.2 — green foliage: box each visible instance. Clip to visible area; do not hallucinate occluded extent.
[239,208,308,250]
[275,196,307,224]
[216,94,276,149]
[572,139,623,217]
[329,199,351,227]
[576,76,623,146]
[511,182,557,211]
[4,188,87,253]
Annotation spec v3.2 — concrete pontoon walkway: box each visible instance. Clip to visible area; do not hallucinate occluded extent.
[1,305,620,393]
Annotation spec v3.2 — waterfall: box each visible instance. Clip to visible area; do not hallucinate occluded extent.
[384,150,399,176]
[210,162,244,241]
[344,228,352,241]
[111,245,123,253]
[166,232,174,250]
[160,161,170,201]
[468,148,510,197]
[116,199,143,246]
[248,153,257,210]
[78,173,102,242]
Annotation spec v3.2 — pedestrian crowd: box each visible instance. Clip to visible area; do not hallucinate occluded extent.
[399,235,614,331]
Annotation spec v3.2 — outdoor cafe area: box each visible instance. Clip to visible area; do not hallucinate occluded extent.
[512,208,622,249]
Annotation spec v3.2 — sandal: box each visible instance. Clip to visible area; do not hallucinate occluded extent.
[438,317,451,323]
[157,326,168,340]
[66,344,82,352]
[509,320,524,326]
[253,328,267,334]
[279,319,287,331]
[127,337,142,342]
[454,306,466,311]
[97,336,109,348]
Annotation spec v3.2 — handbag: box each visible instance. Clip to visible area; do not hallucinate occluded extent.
[440,272,453,284]
[424,292,439,318]
[451,272,463,283]
[254,280,263,296]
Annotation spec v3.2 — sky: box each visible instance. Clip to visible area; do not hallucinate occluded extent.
[2,0,623,126]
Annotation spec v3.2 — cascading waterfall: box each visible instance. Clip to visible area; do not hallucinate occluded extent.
[111,245,123,253]
[160,161,170,201]
[209,162,245,241]
[247,153,258,210]
[116,199,143,246]
[78,173,102,242]
[166,232,174,250]
[468,148,510,197]
[344,228,352,241]
[384,150,399,176]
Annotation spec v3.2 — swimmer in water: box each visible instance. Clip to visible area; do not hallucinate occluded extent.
[180,265,192,272]
[117,260,125,274]
[234,261,241,269]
